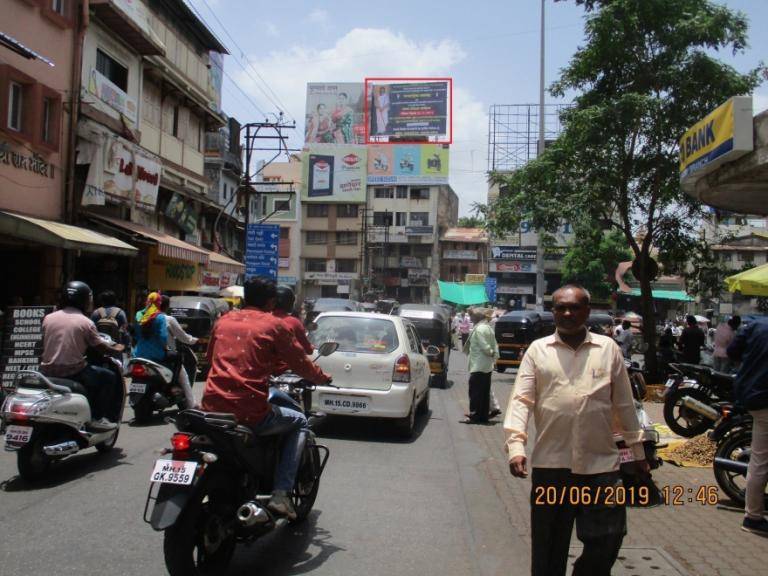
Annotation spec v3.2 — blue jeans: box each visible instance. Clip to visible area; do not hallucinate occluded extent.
[250,405,308,492]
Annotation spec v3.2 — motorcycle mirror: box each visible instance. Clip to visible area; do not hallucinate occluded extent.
[425,345,440,357]
[306,321,318,332]
[317,341,339,357]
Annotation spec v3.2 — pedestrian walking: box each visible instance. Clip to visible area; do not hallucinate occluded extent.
[504,284,649,576]
[615,319,634,359]
[678,314,706,364]
[713,315,741,373]
[727,320,768,536]
[458,311,472,349]
[460,307,499,424]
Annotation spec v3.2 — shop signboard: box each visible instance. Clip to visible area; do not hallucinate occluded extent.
[496,285,534,295]
[148,248,200,291]
[134,148,161,209]
[485,277,497,302]
[246,224,280,280]
[490,246,537,261]
[367,144,449,185]
[444,249,478,260]
[405,225,434,236]
[219,272,239,289]
[304,272,359,281]
[278,276,297,285]
[202,271,220,287]
[490,262,536,273]
[367,81,448,138]
[408,269,430,286]
[302,145,367,203]
[465,274,485,284]
[0,306,54,389]
[401,256,422,268]
[279,258,290,269]
[165,192,198,235]
[304,83,365,145]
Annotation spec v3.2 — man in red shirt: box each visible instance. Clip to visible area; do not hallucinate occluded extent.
[273,285,313,378]
[201,277,331,519]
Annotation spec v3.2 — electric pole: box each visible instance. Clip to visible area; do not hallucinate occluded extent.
[535,0,546,311]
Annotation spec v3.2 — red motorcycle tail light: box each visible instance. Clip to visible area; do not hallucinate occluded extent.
[171,433,191,452]
[131,364,148,378]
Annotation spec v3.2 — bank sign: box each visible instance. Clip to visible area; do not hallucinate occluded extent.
[679,96,753,183]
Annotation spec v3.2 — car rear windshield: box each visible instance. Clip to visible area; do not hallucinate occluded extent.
[311,316,399,354]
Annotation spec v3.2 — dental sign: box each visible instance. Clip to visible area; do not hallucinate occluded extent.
[679,96,753,183]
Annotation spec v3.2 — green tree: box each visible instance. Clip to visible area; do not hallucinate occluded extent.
[486,0,762,378]
[562,229,633,301]
[457,215,485,228]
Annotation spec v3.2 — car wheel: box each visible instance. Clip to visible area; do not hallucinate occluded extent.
[395,397,416,439]
[496,366,507,373]
[417,388,430,415]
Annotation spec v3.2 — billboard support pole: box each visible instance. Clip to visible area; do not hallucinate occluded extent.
[535,0,546,311]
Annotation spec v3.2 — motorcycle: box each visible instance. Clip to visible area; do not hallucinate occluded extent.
[663,362,734,437]
[143,342,338,576]
[711,404,768,508]
[126,342,198,423]
[0,336,125,482]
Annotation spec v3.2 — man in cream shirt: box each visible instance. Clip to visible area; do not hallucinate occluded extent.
[504,285,649,576]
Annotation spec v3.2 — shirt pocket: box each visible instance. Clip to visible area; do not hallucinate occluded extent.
[583,365,612,407]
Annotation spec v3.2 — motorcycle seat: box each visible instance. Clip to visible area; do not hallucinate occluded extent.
[47,378,88,396]
[709,370,735,386]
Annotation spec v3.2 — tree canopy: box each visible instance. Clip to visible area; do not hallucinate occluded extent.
[562,229,633,301]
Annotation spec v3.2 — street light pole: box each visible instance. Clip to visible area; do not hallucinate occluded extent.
[535,0,546,311]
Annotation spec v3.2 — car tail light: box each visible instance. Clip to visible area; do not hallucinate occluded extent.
[171,433,191,452]
[131,364,148,378]
[393,355,411,383]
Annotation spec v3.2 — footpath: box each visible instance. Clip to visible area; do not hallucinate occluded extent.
[446,352,768,576]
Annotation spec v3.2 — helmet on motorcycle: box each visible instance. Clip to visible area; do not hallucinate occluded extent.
[63,281,93,313]
[275,285,296,313]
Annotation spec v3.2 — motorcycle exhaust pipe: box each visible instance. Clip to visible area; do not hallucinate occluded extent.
[43,441,80,456]
[713,457,749,476]
[236,501,270,526]
[681,396,719,421]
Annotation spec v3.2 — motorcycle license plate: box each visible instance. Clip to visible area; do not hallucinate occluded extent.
[664,378,675,388]
[150,459,197,485]
[5,425,32,447]
[129,382,147,394]
[618,447,634,464]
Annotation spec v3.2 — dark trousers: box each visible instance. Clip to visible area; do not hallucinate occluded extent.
[461,333,469,348]
[531,468,626,576]
[71,364,120,422]
[468,371,491,422]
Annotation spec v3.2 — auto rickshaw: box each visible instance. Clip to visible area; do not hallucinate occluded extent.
[396,304,451,387]
[167,296,225,375]
[494,310,555,372]
[587,312,615,336]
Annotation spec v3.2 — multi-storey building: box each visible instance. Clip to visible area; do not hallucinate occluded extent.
[439,228,488,282]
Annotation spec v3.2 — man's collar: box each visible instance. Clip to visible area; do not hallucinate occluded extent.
[549,328,598,348]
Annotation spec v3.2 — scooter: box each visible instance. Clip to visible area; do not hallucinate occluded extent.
[0,339,125,482]
[126,343,198,423]
[143,342,338,576]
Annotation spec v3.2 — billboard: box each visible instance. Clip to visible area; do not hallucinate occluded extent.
[367,144,449,184]
[366,80,449,139]
[302,145,367,203]
[305,83,366,145]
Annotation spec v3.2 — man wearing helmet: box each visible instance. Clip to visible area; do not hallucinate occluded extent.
[40,281,124,431]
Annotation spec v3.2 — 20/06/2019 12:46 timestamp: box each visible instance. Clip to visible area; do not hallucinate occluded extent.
[662,485,719,506]
[533,484,720,506]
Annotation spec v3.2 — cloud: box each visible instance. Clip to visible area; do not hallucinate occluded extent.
[307,9,329,26]
[232,28,486,215]
[265,22,279,38]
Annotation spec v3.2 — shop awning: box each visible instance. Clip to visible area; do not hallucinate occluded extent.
[437,281,489,306]
[725,263,768,296]
[205,250,244,274]
[628,288,694,301]
[88,214,209,264]
[0,211,137,256]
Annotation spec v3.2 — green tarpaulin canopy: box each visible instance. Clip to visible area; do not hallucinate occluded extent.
[628,288,693,301]
[438,281,489,306]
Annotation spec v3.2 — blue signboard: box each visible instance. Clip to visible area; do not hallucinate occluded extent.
[485,277,497,303]
[246,224,280,280]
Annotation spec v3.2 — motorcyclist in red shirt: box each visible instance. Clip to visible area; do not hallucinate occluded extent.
[201,277,331,519]
[272,285,314,378]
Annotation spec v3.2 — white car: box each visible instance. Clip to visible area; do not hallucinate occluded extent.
[310,312,432,437]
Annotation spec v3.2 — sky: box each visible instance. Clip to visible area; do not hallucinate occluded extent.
[187,0,768,216]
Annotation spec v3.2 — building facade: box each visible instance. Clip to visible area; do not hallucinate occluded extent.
[439,228,488,282]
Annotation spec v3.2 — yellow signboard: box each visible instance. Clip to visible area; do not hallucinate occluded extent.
[147,247,201,292]
[465,274,486,284]
[679,96,753,181]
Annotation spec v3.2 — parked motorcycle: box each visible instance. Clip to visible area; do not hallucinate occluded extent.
[711,404,768,508]
[0,337,125,482]
[143,342,338,576]
[126,343,198,423]
[663,363,734,437]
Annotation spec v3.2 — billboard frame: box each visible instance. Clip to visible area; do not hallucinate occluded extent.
[364,77,453,145]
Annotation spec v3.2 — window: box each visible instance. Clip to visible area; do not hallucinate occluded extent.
[172,105,180,137]
[395,212,407,226]
[396,186,408,199]
[337,204,359,218]
[8,82,22,131]
[738,251,754,263]
[52,0,65,15]
[336,231,358,245]
[274,199,291,212]
[280,227,289,239]
[374,187,394,199]
[96,49,128,92]
[306,231,328,245]
[307,204,329,218]
[336,259,357,273]
[373,211,393,226]
[305,259,327,272]
[310,316,399,354]
[410,212,429,226]
[41,97,53,144]
[719,252,732,262]
[410,188,430,200]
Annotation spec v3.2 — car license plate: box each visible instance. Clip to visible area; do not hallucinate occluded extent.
[150,459,197,485]
[321,394,370,413]
[5,425,32,446]
[129,382,147,394]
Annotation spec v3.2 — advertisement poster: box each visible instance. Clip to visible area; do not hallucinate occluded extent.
[134,148,161,209]
[0,306,54,388]
[367,144,449,184]
[369,81,448,138]
[165,192,198,235]
[302,145,367,203]
[305,83,365,144]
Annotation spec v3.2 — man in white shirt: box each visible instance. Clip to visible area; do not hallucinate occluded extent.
[160,296,198,409]
[504,285,648,576]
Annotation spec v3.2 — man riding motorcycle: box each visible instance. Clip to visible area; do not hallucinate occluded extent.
[272,286,314,377]
[39,281,124,431]
[201,277,332,520]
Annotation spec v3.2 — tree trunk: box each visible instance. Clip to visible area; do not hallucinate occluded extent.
[637,254,659,381]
